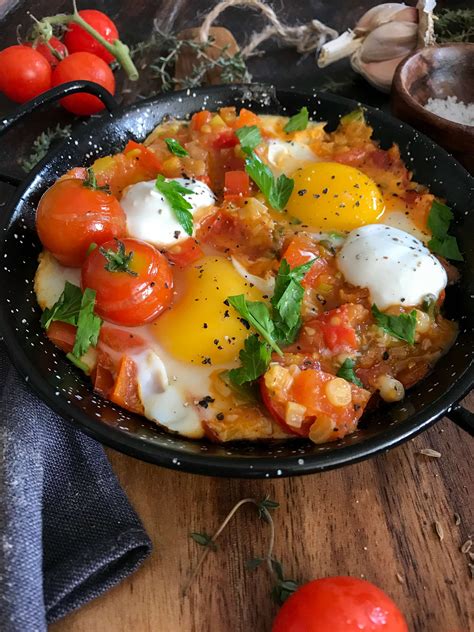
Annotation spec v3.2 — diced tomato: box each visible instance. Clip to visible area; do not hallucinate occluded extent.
[224,170,250,200]
[166,238,204,267]
[197,210,247,251]
[234,108,261,129]
[212,130,238,149]
[333,147,370,166]
[299,305,361,353]
[282,235,328,287]
[124,140,162,174]
[98,325,148,353]
[46,321,77,353]
[191,110,211,131]
[195,175,211,187]
[260,378,298,434]
[109,356,144,415]
[92,352,115,398]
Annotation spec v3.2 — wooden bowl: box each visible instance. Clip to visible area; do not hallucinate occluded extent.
[392,43,474,173]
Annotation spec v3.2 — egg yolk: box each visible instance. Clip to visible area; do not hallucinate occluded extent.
[152,256,263,365]
[286,162,385,231]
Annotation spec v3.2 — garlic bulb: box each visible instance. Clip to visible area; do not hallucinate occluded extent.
[317,1,436,93]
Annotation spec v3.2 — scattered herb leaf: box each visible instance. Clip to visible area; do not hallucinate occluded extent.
[244,152,294,211]
[219,370,259,401]
[190,532,217,551]
[371,304,417,345]
[341,108,365,125]
[20,123,72,173]
[337,358,363,387]
[227,295,282,355]
[155,174,195,235]
[227,335,272,386]
[40,281,82,330]
[72,288,102,358]
[100,239,138,276]
[165,137,189,157]
[283,106,309,133]
[235,125,262,154]
[427,200,463,261]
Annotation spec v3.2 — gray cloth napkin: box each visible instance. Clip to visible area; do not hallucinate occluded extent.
[0,344,152,632]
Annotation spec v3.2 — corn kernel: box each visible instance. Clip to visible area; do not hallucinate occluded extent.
[325,377,352,407]
[264,364,292,394]
[376,374,405,402]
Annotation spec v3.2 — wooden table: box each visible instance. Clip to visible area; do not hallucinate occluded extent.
[0,1,472,631]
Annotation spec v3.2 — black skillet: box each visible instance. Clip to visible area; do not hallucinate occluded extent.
[0,81,472,478]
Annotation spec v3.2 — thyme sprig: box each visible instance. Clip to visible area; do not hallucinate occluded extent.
[435,9,474,43]
[20,124,72,173]
[184,496,298,604]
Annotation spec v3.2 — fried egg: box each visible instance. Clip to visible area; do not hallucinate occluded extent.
[264,140,319,177]
[34,250,80,309]
[286,162,385,231]
[337,224,447,308]
[120,178,215,248]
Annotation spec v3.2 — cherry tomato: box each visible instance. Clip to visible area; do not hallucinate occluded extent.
[64,10,118,64]
[0,45,52,103]
[82,238,173,326]
[36,175,126,267]
[27,37,68,68]
[52,52,115,116]
[272,577,408,632]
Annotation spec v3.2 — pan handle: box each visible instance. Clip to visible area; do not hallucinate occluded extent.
[0,81,119,186]
[445,404,474,437]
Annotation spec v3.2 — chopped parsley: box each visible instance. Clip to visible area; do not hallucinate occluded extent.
[283,106,309,133]
[371,304,417,345]
[227,335,272,386]
[336,358,363,387]
[427,199,463,261]
[244,152,294,211]
[227,295,282,356]
[100,239,137,276]
[340,108,365,125]
[41,281,82,330]
[235,125,262,154]
[155,174,195,235]
[164,137,189,157]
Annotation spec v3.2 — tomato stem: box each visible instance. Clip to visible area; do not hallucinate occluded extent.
[30,2,139,81]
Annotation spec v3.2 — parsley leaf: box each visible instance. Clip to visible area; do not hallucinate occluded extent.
[427,199,463,261]
[227,335,272,385]
[227,295,282,355]
[72,288,102,358]
[371,304,417,345]
[155,174,195,235]
[336,358,363,387]
[245,152,294,210]
[40,282,82,330]
[271,259,315,344]
[340,108,365,125]
[283,106,309,133]
[235,125,262,154]
[100,239,137,276]
[164,137,189,157]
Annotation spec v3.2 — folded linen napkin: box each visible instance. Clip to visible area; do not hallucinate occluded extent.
[0,344,152,632]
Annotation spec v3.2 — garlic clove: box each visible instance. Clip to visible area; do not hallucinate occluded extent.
[317,30,362,68]
[355,3,415,34]
[351,51,407,92]
[359,21,418,63]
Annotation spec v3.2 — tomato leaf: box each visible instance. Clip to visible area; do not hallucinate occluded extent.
[72,288,102,358]
[155,174,195,236]
[235,125,262,154]
[371,304,417,345]
[227,295,282,355]
[244,152,294,211]
[227,335,272,385]
[283,106,309,133]
[100,239,137,276]
[427,199,463,261]
[336,358,363,387]
[40,281,83,330]
[164,137,189,157]
[271,259,315,345]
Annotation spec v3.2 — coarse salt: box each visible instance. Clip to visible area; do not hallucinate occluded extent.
[424,95,474,127]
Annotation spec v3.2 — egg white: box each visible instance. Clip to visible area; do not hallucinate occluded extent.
[264,139,319,177]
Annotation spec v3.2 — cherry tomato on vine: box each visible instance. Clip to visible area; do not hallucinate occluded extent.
[82,238,174,326]
[0,45,52,103]
[272,577,408,632]
[27,37,68,68]
[36,172,126,267]
[52,52,115,115]
[64,10,118,64]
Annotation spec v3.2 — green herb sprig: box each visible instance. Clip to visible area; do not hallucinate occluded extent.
[427,200,463,261]
[336,358,363,387]
[155,174,195,235]
[20,124,72,173]
[283,106,309,133]
[372,304,417,345]
[165,137,189,157]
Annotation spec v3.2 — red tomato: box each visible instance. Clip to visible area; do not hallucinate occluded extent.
[273,577,408,632]
[52,52,115,116]
[82,238,173,326]
[64,10,118,64]
[282,235,328,288]
[27,37,68,68]
[109,356,144,414]
[0,45,52,103]
[123,140,162,174]
[46,321,76,353]
[165,238,204,268]
[98,326,148,352]
[234,108,261,129]
[299,305,359,354]
[36,175,126,267]
[224,171,250,200]
[191,110,211,130]
[213,130,238,149]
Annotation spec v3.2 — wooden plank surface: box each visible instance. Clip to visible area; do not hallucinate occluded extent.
[0,1,472,631]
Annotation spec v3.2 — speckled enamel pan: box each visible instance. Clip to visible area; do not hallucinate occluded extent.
[0,81,472,478]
